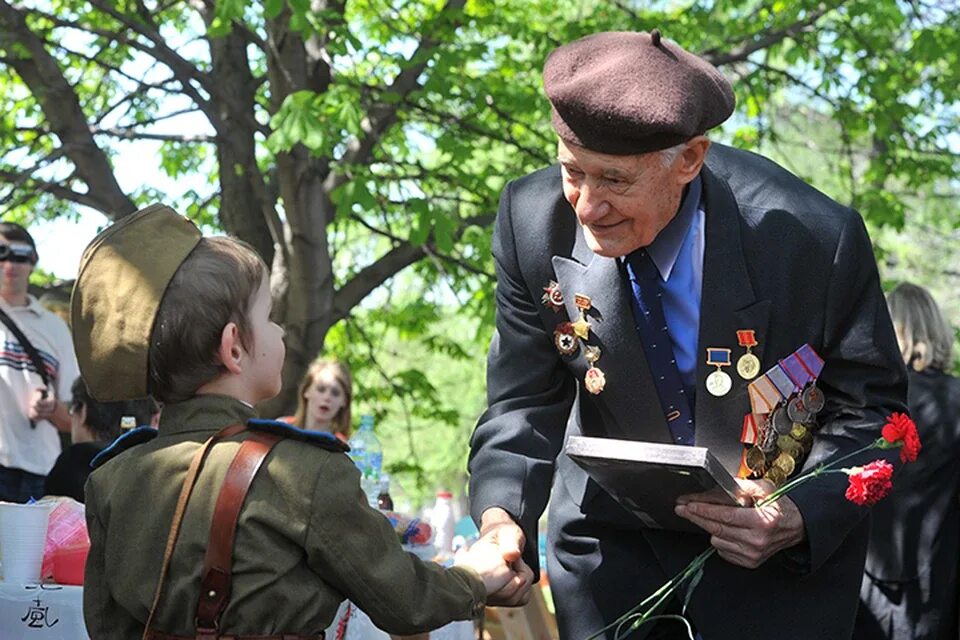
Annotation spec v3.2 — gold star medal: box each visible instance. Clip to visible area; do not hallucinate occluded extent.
[541,280,564,312]
[705,347,733,397]
[583,345,605,395]
[735,329,760,380]
[571,293,593,340]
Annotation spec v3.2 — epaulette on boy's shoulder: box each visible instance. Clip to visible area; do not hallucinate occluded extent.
[91,426,159,469]
[246,419,350,453]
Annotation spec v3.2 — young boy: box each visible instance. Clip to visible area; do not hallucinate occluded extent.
[73,204,524,639]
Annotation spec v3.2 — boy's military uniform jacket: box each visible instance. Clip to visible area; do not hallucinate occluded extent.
[83,395,485,639]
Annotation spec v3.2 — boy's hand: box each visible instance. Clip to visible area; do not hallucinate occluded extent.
[454,537,518,595]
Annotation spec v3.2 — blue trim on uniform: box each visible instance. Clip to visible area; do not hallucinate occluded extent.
[91,426,159,469]
[246,419,350,452]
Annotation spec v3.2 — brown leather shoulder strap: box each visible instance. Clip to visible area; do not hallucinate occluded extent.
[142,424,247,640]
[195,430,283,636]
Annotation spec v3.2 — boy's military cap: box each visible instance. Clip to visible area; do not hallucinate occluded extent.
[543,30,735,155]
[71,204,201,401]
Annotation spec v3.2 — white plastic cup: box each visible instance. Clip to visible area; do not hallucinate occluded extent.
[0,501,52,583]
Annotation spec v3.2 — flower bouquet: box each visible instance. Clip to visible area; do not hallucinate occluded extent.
[587,412,921,640]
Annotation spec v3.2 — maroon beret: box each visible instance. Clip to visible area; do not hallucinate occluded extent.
[543,30,735,155]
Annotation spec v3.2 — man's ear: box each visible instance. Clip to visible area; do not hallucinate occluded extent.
[676,135,711,184]
[217,322,245,376]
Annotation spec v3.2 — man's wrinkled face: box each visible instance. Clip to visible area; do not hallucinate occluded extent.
[558,140,687,258]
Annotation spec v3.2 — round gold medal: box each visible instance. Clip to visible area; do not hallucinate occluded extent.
[773,453,796,476]
[764,466,787,486]
[745,446,766,473]
[736,353,760,380]
[705,370,732,397]
[776,435,803,458]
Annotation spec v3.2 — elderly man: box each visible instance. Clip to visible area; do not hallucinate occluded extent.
[0,221,78,502]
[468,31,907,639]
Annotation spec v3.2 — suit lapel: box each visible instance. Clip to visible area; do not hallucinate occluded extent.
[694,165,771,473]
[552,250,673,445]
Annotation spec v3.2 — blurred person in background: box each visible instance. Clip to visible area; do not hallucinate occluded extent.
[290,358,353,441]
[853,282,960,640]
[44,377,160,503]
[0,221,79,502]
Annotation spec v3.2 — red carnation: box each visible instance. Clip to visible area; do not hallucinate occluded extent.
[881,412,921,463]
[845,460,894,506]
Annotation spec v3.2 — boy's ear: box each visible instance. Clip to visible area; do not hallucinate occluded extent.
[217,322,245,375]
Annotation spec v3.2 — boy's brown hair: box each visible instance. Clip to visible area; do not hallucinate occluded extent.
[148,237,266,403]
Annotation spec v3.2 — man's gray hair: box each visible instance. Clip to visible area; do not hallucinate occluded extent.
[887,282,955,372]
[659,142,686,168]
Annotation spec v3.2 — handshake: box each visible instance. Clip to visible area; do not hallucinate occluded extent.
[452,507,534,606]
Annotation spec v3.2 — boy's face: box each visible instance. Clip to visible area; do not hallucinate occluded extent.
[244,276,285,403]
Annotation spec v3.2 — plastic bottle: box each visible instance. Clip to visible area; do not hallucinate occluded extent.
[347,415,383,508]
[429,490,456,556]
[377,474,394,511]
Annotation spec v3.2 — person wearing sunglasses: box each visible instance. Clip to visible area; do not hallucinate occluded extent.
[0,221,80,502]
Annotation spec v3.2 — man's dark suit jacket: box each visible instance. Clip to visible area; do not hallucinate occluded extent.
[468,143,908,639]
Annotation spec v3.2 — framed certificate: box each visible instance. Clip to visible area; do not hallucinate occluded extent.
[565,436,751,532]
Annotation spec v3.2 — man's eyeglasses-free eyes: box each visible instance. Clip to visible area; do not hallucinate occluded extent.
[0,244,35,263]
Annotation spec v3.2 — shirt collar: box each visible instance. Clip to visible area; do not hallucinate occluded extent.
[645,174,702,282]
[0,294,43,315]
[157,394,258,437]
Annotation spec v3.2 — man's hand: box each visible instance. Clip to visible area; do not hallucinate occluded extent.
[478,507,535,606]
[674,479,806,569]
[27,387,56,421]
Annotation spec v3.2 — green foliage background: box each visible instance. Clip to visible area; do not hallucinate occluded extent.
[2,0,958,508]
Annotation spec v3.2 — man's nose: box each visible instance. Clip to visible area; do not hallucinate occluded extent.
[574,183,609,222]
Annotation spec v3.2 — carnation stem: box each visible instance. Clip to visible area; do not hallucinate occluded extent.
[756,439,885,507]
[586,547,716,640]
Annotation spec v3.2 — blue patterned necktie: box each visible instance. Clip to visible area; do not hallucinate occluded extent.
[625,249,695,445]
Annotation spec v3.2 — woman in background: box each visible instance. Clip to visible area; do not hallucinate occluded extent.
[854,282,960,640]
[291,358,353,441]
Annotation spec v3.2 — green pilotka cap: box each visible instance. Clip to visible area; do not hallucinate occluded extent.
[71,204,201,401]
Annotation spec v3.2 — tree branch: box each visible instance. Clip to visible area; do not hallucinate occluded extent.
[0,1,136,219]
[702,2,842,66]
[323,0,468,194]
[331,242,427,323]
[89,126,216,143]
[0,169,107,212]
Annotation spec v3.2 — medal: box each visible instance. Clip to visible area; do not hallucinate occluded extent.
[764,465,787,486]
[786,395,811,424]
[541,280,564,312]
[571,293,593,340]
[584,366,606,395]
[745,446,766,474]
[771,406,793,435]
[583,344,605,395]
[735,330,760,380]
[801,384,825,413]
[776,434,803,458]
[705,347,733,397]
[790,423,809,440]
[772,452,796,476]
[553,322,579,356]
